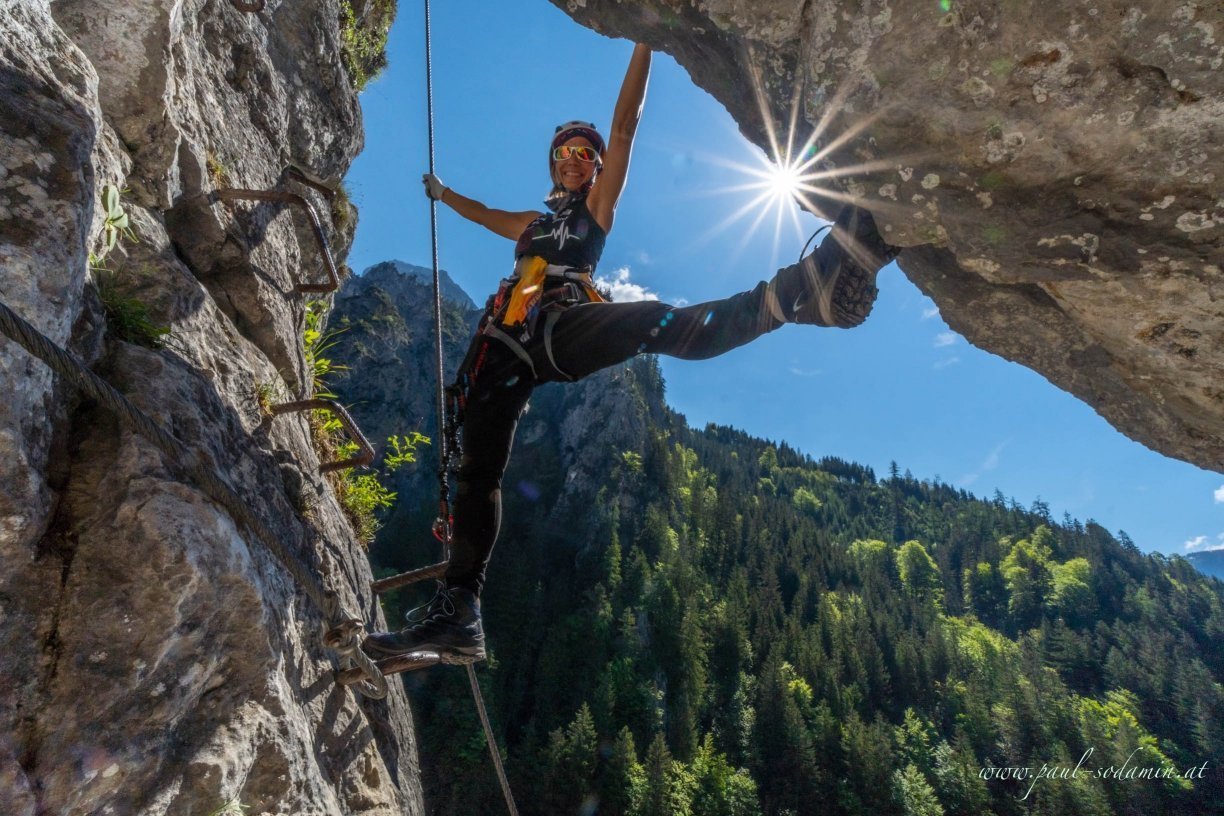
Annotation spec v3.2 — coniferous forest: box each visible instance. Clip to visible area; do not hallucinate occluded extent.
[332,272,1224,816]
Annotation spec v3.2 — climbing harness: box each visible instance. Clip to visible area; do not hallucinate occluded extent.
[470,257,605,382]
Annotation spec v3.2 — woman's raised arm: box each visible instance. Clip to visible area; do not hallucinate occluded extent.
[587,43,651,234]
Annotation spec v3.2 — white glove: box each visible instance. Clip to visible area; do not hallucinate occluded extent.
[422,173,448,202]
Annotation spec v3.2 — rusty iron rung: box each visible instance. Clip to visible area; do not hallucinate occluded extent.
[230,0,265,11]
[286,165,337,201]
[337,652,441,684]
[215,188,340,293]
[371,561,448,595]
[271,398,375,473]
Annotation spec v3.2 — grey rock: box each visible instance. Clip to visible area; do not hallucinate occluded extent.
[1,0,423,813]
[552,0,1224,472]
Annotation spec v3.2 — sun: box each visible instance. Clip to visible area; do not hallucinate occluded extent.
[683,65,911,270]
[767,158,803,203]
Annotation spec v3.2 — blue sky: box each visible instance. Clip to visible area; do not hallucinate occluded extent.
[344,0,1223,556]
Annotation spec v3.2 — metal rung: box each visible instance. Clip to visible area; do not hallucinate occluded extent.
[371,561,447,594]
[337,652,440,684]
[286,165,337,200]
[271,398,374,473]
[215,188,340,293]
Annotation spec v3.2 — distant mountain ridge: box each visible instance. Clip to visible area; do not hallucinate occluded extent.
[1188,549,1224,581]
[360,260,478,311]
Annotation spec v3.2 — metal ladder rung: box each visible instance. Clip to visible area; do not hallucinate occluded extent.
[371,561,447,594]
[335,649,483,685]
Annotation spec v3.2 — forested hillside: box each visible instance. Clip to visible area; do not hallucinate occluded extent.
[332,267,1224,816]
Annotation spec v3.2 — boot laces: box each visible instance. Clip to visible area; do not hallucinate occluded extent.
[405,581,456,625]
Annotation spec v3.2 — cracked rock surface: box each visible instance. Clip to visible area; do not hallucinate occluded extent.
[554,0,1223,472]
[1,1,421,813]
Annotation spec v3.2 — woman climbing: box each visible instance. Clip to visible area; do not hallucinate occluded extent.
[363,43,898,661]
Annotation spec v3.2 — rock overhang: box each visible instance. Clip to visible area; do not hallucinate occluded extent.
[551,0,1223,472]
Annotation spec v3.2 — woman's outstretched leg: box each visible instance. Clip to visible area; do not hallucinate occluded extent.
[546,206,898,381]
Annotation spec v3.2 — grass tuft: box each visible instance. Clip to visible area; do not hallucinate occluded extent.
[339,0,397,91]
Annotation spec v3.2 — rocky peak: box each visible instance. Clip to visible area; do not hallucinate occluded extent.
[360,260,478,311]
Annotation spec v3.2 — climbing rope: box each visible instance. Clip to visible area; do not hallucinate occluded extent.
[468,663,519,816]
[423,0,452,548]
[418,1,519,813]
[0,298,388,699]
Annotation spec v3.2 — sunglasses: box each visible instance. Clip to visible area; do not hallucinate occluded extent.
[552,145,599,163]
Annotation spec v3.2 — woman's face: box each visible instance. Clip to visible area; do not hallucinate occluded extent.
[553,136,598,192]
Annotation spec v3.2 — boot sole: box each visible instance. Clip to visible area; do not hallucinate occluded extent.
[792,260,879,328]
[362,641,487,664]
[830,264,879,328]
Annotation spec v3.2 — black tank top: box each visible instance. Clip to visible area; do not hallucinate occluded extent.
[514,194,607,271]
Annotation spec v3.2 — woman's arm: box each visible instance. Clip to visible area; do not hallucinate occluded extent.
[439,187,541,241]
[424,174,540,240]
[587,43,651,234]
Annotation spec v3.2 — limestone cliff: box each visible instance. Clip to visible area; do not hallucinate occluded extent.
[553,0,1223,472]
[1,1,422,813]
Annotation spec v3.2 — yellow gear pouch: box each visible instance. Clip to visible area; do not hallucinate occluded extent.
[503,256,548,327]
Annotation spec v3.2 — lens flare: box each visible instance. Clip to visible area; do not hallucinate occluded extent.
[681,49,923,271]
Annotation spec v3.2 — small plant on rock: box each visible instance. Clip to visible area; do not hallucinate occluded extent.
[300,300,427,544]
[338,0,396,91]
[97,184,137,259]
[206,800,247,816]
[95,269,170,349]
[206,150,233,188]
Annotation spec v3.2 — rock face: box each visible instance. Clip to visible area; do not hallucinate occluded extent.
[1,1,422,814]
[553,0,1223,472]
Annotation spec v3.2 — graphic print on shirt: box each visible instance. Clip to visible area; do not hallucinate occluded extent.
[531,208,588,249]
[513,194,607,272]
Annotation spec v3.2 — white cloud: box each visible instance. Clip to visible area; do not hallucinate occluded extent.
[595,267,659,303]
[1184,535,1224,555]
[958,441,1008,488]
[789,367,822,377]
[634,250,653,265]
[934,332,957,348]
[981,441,1007,472]
[934,356,961,369]
[921,306,940,320]
[1215,485,1224,503]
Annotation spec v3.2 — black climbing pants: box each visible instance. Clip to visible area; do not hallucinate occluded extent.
[443,278,785,595]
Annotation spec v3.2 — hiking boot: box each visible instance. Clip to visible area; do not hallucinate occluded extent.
[362,583,486,662]
[767,205,900,328]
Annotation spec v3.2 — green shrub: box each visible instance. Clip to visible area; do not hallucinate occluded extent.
[339,0,397,91]
[96,272,170,349]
